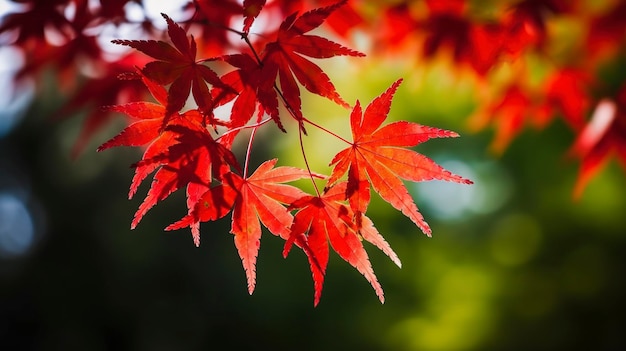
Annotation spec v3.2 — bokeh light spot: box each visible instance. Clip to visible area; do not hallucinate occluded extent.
[0,193,34,258]
[414,158,513,220]
[414,160,476,220]
[142,0,190,24]
[0,46,34,138]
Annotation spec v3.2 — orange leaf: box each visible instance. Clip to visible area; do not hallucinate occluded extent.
[329,79,472,235]
[285,183,393,306]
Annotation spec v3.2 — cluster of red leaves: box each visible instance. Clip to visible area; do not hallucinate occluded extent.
[376,0,577,75]
[1,0,473,305]
[15,0,626,302]
[372,0,626,196]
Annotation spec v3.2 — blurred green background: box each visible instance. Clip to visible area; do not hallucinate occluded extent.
[2,22,626,351]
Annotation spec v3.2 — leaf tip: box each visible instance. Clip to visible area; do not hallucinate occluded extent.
[191,224,201,247]
[282,234,296,258]
[244,266,257,296]
[282,243,292,258]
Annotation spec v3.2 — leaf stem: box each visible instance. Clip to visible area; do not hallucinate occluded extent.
[243,125,258,179]
[302,117,352,144]
[235,14,317,193]
[188,5,246,37]
[215,117,272,142]
[272,83,307,133]
[238,28,305,134]
[299,125,321,197]
[241,33,264,66]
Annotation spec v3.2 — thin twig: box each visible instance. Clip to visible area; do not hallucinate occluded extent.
[302,117,352,144]
[299,126,321,197]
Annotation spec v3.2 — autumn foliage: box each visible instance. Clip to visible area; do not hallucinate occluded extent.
[2,0,626,305]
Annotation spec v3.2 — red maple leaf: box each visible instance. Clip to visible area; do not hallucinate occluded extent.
[225,160,311,292]
[129,121,239,230]
[112,13,231,119]
[167,159,322,294]
[166,171,239,245]
[327,79,472,235]
[419,0,504,76]
[211,53,281,132]
[260,0,364,125]
[98,69,189,195]
[98,71,238,232]
[97,73,169,154]
[284,182,401,306]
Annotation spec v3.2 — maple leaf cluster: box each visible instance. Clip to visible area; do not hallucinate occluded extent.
[0,0,626,304]
[1,0,473,305]
[108,3,470,305]
[4,0,626,304]
[371,0,626,197]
